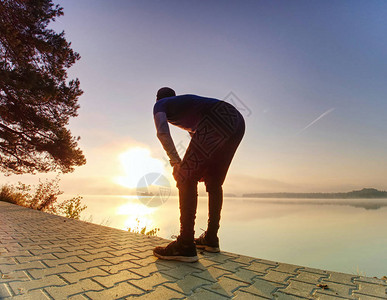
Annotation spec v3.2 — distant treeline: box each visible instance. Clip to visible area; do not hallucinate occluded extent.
[243,188,387,199]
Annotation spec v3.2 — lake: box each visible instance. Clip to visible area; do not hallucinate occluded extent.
[76,195,387,278]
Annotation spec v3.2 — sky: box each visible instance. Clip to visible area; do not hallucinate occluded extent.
[3,0,387,196]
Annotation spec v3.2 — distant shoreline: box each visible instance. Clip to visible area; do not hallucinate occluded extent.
[243,188,387,199]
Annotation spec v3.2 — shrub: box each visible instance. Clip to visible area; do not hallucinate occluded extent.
[0,177,86,219]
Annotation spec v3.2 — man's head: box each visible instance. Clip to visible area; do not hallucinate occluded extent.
[156,87,176,101]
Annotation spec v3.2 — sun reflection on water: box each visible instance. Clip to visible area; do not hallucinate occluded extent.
[115,197,157,231]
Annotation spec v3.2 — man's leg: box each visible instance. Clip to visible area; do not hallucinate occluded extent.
[178,180,198,244]
[194,184,223,253]
[196,105,245,252]
[206,185,223,239]
[153,142,203,262]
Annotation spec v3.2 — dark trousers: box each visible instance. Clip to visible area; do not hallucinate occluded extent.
[176,101,245,243]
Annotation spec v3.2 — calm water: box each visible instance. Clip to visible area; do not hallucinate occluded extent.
[76,195,387,277]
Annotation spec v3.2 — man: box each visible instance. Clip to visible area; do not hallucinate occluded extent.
[153,87,245,262]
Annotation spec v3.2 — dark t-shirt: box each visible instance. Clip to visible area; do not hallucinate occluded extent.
[153,94,219,133]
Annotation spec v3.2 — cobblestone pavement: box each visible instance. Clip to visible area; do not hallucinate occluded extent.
[1,202,386,299]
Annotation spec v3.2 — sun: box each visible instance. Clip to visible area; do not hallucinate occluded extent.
[114,147,165,189]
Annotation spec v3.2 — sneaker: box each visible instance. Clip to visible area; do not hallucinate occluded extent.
[153,237,198,263]
[195,231,220,253]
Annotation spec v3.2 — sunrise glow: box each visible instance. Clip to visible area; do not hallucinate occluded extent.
[114,147,165,189]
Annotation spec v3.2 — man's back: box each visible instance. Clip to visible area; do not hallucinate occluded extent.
[153,94,219,133]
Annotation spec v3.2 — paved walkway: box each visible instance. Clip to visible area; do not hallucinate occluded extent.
[0,202,386,300]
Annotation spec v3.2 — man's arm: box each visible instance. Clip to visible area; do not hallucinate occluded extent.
[154,112,181,166]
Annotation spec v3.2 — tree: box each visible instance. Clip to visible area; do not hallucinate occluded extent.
[0,0,86,174]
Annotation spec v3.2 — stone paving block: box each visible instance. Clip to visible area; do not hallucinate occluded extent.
[92,270,142,288]
[0,260,46,274]
[313,291,355,299]
[213,260,245,273]
[256,258,280,266]
[10,289,50,300]
[274,279,316,299]
[203,275,250,297]
[354,277,387,286]
[0,283,12,298]
[28,264,77,279]
[313,281,356,298]
[127,255,159,267]
[85,281,144,299]
[294,269,329,284]
[192,265,233,283]
[60,267,110,284]
[126,285,184,299]
[130,272,175,292]
[240,277,285,298]
[100,261,143,274]
[353,281,387,298]
[68,294,89,300]
[15,253,58,264]
[225,268,261,284]
[70,258,112,272]
[241,261,275,274]
[275,292,310,300]
[0,250,33,258]
[233,289,270,299]
[109,240,138,248]
[273,263,303,275]
[201,252,236,264]
[45,278,104,299]
[53,249,89,259]
[103,253,139,264]
[19,241,52,248]
[195,257,220,268]
[0,257,16,265]
[105,248,138,257]
[258,269,296,285]
[164,274,212,296]
[29,247,67,256]
[131,262,170,278]
[153,259,200,270]
[77,252,115,262]
[186,287,229,299]
[8,275,66,296]
[0,270,30,283]
[324,271,359,286]
[160,264,205,280]
[130,249,155,260]
[43,256,84,268]
[3,244,24,252]
[229,255,257,266]
[0,247,8,253]
[131,245,158,254]
[76,246,117,255]
[59,244,95,252]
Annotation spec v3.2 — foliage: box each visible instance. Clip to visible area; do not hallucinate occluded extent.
[29,176,62,213]
[0,182,31,205]
[0,176,86,219]
[0,0,86,174]
[128,218,160,236]
[57,196,86,220]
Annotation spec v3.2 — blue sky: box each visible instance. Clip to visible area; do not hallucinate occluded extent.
[4,0,387,195]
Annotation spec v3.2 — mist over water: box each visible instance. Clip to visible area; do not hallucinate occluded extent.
[78,195,387,278]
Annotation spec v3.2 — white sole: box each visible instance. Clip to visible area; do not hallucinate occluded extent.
[196,245,220,253]
[153,251,199,263]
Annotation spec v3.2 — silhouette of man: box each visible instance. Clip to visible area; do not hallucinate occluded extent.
[153,87,245,262]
